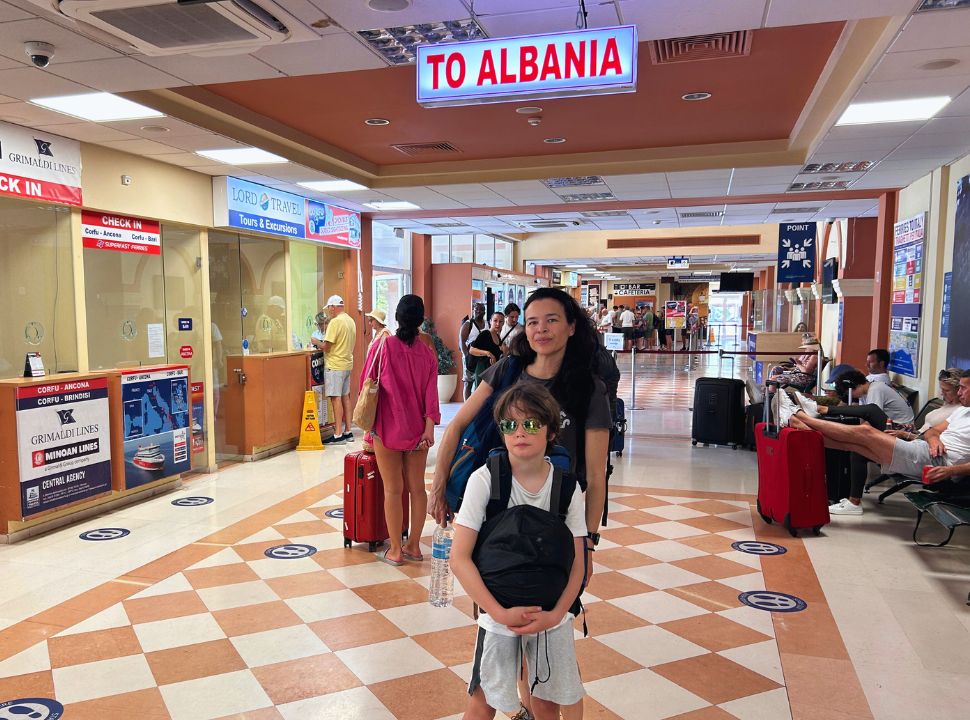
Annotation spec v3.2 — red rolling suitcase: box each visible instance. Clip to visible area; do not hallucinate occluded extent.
[343,451,409,552]
[754,407,830,537]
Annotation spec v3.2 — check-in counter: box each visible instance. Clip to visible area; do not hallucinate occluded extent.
[223,351,310,460]
[0,373,117,537]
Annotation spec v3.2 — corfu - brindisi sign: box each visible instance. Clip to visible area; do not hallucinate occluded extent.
[417,26,638,107]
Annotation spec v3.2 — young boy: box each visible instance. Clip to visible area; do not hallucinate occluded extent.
[451,384,587,720]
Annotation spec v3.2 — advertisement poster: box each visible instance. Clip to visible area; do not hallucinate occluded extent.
[516,286,525,307]
[942,271,952,339]
[777,223,817,283]
[306,200,361,249]
[0,120,82,206]
[889,213,925,377]
[121,367,190,488]
[947,175,970,368]
[665,300,687,330]
[190,382,205,457]
[589,283,600,307]
[213,176,306,239]
[15,378,111,517]
[81,211,161,255]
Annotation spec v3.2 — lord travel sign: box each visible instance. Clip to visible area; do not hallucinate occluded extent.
[417,26,637,107]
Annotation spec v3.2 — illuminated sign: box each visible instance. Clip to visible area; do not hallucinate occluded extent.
[667,257,690,270]
[417,26,637,107]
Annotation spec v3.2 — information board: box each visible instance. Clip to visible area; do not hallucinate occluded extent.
[120,367,191,488]
[942,271,952,339]
[889,213,925,377]
[665,300,687,330]
[604,333,625,351]
[15,378,112,517]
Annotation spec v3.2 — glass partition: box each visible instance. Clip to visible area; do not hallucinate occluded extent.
[474,234,494,266]
[240,234,287,353]
[0,198,76,379]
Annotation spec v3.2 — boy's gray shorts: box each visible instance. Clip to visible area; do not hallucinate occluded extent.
[468,622,585,712]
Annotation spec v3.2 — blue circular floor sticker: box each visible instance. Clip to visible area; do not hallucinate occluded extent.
[265,544,317,559]
[172,496,214,507]
[0,698,64,719]
[324,508,344,519]
[732,541,788,556]
[79,528,130,541]
[739,591,807,613]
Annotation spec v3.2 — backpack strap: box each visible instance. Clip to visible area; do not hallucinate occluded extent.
[484,451,513,522]
[548,467,563,517]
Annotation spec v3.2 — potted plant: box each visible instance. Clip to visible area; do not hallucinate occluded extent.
[422,318,458,402]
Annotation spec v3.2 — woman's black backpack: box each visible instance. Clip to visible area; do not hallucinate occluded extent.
[471,451,577,612]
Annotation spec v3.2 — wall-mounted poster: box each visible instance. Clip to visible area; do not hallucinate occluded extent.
[665,300,687,330]
[889,213,925,377]
[15,378,112,517]
[948,175,970,369]
[121,367,191,488]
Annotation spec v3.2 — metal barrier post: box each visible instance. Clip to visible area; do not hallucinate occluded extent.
[817,346,823,393]
[630,346,636,407]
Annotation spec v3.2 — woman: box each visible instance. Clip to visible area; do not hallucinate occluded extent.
[309,311,328,350]
[793,321,809,333]
[499,302,522,352]
[365,309,391,352]
[361,295,440,566]
[768,336,823,393]
[468,311,505,387]
[830,369,914,426]
[430,289,610,720]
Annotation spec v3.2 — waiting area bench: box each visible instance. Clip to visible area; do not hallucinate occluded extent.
[904,490,970,548]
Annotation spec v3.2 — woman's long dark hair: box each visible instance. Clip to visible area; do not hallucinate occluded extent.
[510,288,599,423]
[395,294,424,345]
[833,368,867,402]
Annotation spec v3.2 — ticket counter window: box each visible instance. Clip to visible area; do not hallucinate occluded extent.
[0,198,77,379]
[290,241,344,349]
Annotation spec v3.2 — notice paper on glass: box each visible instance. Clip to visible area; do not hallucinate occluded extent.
[147,323,165,358]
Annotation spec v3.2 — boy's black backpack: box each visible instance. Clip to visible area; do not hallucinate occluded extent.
[472,450,578,613]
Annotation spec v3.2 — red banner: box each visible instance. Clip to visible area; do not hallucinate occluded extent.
[0,170,82,206]
[82,211,161,255]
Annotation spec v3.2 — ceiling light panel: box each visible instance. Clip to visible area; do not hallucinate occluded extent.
[559,192,616,203]
[543,176,606,189]
[837,96,952,125]
[357,18,485,65]
[365,200,421,210]
[195,148,287,164]
[802,161,873,173]
[917,0,970,10]
[788,181,850,191]
[30,93,164,122]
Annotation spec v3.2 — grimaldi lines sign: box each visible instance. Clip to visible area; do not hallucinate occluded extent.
[417,26,637,107]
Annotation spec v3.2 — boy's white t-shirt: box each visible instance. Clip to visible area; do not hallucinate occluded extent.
[455,461,586,637]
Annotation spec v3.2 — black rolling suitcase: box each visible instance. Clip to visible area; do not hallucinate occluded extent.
[612,397,627,456]
[821,414,862,503]
[692,377,745,448]
[744,402,766,450]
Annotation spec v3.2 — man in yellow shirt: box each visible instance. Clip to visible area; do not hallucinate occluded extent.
[321,295,358,443]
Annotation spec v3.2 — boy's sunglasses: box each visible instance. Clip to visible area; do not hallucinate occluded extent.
[498,418,544,435]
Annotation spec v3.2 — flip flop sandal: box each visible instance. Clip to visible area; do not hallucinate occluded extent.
[401,549,424,562]
[377,548,404,566]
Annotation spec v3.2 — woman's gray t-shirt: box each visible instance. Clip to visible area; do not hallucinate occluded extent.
[864,381,915,424]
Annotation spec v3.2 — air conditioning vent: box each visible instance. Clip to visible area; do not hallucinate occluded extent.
[581,210,629,218]
[678,210,724,218]
[391,141,461,156]
[769,207,822,214]
[54,0,308,55]
[560,192,616,203]
[543,176,605,189]
[917,0,970,12]
[425,221,468,228]
[788,181,850,191]
[515,220,586,230]
[802,161,873,174]
[650,30,752,64]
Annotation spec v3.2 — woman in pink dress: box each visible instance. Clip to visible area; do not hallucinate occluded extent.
[362,294,440,565]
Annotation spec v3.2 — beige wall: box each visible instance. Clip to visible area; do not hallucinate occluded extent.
[516,224,776,262]
[80,144,213,227]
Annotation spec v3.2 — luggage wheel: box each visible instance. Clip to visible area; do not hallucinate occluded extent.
[344,539,351,549]
[402,530,408,539]
[812,526,823,536]
[756,499,772,525]
[616,451,623,457]
[691,440,697,446]
[788,527,799,538]
[368,541,378,552]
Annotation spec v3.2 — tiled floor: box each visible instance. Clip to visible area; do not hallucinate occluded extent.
[1,355,968,719]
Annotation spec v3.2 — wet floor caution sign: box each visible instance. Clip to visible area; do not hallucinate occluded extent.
[296,391,325,451]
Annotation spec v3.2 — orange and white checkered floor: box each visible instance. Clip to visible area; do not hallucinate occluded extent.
[1,359,968,719]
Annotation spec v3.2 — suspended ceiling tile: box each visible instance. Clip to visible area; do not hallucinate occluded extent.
[0,53,20,70]
[0,18,121,65]
[141,53,282,85]
[891,7,970,53]
[476,3,620,38]
[730,165,802,179]
[276,0,346,36]
[764,0,917,27]
[34,121,135,143]
[184,164,235,175]
[99,137,189,155]
[938,87,970,116]
[0,97,88,126]
[0,66,93,100]
[918,116,970,134]
[884,145,963,162]
[0,1,33,23]
[617,0,767,41]
[254,34,385,76]
[854,75,970,102]
[811,136,904,154]
[610,189,672,201]
[48,57,183,92]
[312,0,472,32]
[149,133,242,152]
[896,131,970,150]
[151,151,216,168]
[870,47,970,83]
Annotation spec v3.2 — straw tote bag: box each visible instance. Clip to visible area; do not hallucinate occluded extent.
[353,337,387,432]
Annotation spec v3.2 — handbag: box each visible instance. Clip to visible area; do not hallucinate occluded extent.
[353,337,386,432]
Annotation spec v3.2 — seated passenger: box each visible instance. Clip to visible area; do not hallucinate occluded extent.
[890,368,963,439]
[774,371,970,513]
[865,348,892,384]
[767,336,824,393]
[808,369,915,427]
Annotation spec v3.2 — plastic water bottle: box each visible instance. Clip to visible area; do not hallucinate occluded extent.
[429,523,454,607]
